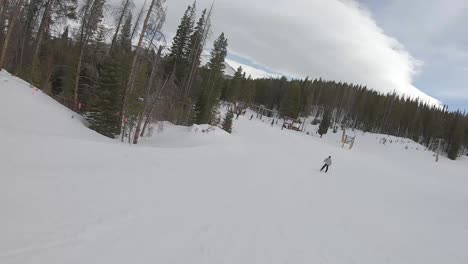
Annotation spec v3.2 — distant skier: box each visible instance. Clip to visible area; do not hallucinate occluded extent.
[250,114,254,120]
[271,119,275,126]
[320,156,332,173]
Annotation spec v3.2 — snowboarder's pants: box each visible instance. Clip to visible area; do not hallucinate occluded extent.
[320,164,329,172]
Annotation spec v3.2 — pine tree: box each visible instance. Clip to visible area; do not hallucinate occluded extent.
[72,0,106,108]
[117,13,132,53]
[221,111,234,133]
[30,56,42,87]
[32,0,77,66]
[187,8,206,70]
[464,115,468,153]
[207,33,228,74]
[16,0,42,77]
[0,0,26,69]
[125,61,148,140]
[50,67,65,95]
[61,26,69,43]
[167,3,194,83]
[113,12,132,86]
[87,9,134,138]
[447,113,464,160]
[319,109,331,138]
[245,77,256,104]
[186,2,196,55]
[193,85,209,124]
[87,57,122,138]
[109,0,133,51]
[193,33,228,124]
[280,82,302,119]
[120,0,164,132]
[233,66,243,78]
[225,66,243,102]
[181,7,207,98]
[92,25,107,65]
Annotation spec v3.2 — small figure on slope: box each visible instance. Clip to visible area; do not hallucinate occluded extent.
[320,156,332,173]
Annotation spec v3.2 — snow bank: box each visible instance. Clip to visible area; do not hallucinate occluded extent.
[0,70,104,141]
[139,122,230,148]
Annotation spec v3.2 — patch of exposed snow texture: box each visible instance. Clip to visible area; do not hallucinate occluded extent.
[1,70,467,264]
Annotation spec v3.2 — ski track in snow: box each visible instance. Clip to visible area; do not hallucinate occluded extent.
[1,210,135,259]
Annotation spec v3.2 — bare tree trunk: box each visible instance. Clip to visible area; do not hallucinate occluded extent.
[140,74,168,137]
[0,0,9,43]
[180,4,213,126]
[121,121,126,142]
[73,45,84,109]
[17,35,27,75]
[0,0,24,69]
[140,103,154,137]
[32,0,53,62]
[130,0,145,40]
[72,0,98,109]
[132,112,143,144]
[120,0,158,127]
[128,123,133,144]
[133,45,162,144]
[109,0,131,52]
[16,1,44,76]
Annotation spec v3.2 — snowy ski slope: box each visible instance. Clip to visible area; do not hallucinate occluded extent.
[1,70,468,264]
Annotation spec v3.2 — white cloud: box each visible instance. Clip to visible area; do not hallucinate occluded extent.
[160,0,441,105]
[225,59,282,79]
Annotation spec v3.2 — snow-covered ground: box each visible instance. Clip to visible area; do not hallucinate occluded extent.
[1,70,468,264]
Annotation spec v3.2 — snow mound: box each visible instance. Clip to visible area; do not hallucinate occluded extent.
[140,122,230,148]
[0,70,104,141]
[190,124,229,135]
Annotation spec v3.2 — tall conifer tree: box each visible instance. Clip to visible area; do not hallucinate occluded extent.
[194,33,228,124]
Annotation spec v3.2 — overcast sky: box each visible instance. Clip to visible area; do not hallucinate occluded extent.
[154,0,467,110]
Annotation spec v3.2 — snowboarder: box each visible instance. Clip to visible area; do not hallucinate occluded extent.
[271,119,275,126]
[249,114,254,120]
[320,156,332,173]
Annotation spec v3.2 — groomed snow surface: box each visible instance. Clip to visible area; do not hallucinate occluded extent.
[1,70,468,264]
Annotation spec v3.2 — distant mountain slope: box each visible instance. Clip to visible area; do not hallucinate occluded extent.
[200,53,236,77]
